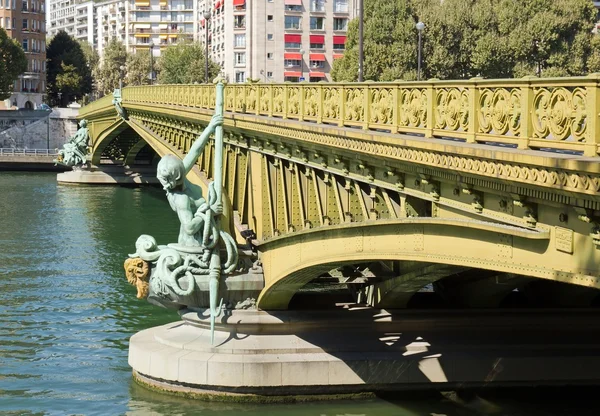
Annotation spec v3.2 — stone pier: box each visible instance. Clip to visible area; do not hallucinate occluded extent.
[128,306,600,401]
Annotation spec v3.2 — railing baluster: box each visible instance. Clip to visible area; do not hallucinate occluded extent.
[585,73,600,156]
[520,76,536,151]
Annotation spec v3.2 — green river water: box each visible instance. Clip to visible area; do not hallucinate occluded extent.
[1,172,599,416]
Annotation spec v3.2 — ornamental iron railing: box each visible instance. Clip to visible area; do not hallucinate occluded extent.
[79,76,600,156]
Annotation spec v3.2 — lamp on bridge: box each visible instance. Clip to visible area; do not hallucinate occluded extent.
[119,65,125,90]
[299,48,305,82]
[416,21,425,81]
[203,11,212,84]
[149,42,155,85]
[358,0,364,82]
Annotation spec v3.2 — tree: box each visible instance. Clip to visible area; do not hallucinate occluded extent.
[332,0,417,82]
[46,31,92,106]
[55,63,83,97]
[157,41,220,84]
[332,0,598,82]
[0,28,27,101]
[126,51,153,86]
[96,38,127,95]
[78,40,99,95]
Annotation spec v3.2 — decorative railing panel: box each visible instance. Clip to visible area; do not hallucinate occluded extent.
[80,76,600,156]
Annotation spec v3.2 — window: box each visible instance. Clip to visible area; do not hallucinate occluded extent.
[234,33,246,47]
[267,33,273,41]
[333,18,347,31]
[284,59,301,67]
[267,15,273,22]
[267,52,273,59]
[21,0,25,11]
[235,52,246,65]
[310,42,324,49]
[310,17,324,30]
[234,15,245,28]
[22,18,27,29]
[310,0,325,12]
[235,71,246,83]
[285,4,302,11]
[285,42,301,49]
[284,76,299,82]
[285,16,301,29]
[267,71,273,78]
[4,17,8,29]
[22,38,28,51]
[334,0,348,13]
[310,60,324,68]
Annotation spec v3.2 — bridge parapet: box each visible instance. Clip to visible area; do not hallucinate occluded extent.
[78,75,600,157]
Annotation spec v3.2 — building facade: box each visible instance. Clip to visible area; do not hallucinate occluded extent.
[0,0,46,109]
[199,0,355,83]
[45,0,354,84]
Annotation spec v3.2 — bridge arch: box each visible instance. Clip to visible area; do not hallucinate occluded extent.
[254,218,600,310]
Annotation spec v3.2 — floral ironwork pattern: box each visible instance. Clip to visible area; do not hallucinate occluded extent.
[273,87,284,115]
[345,87,364,123]
[259,86,271,114]
[287,86,300,116]
[479,88,521,136]
[323,87,340,121]
[435,88,469,131]
[533,87,586,141]
[370,88,393,125]
[399,88,427,128]
[303,87,319,118]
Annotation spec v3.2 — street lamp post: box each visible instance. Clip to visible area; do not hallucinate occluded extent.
[149,42,155,85]
[299,48,305,82]
[119,65,125,90]
[416,21,425,81]
[57,92,62,107]
[358,0,364,82]
[204,11,211,84]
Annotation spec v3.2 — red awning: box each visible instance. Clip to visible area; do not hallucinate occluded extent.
[233,0,245,5]
[284,34,301,43]
[215,0,222,9]
[333,53,344,59]
[333,35,346,44]
[284,0,302,5]
[309,35,325,43]
[309,72,326,78]
[201,19,205,27]
[309,53,325,61]
[285,53,303,60]
[284,71,302,77]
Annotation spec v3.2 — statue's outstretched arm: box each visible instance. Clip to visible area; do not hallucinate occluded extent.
[182,115,223,174]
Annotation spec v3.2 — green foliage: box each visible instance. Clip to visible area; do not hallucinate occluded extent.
[157,41,220,84]
[46,30,92,106]
[333,0,599,82]
[55,63,83,95]
[0,28,27,101]
[96,38,127,95]
[126,51,153,86]
[78,40,100,86]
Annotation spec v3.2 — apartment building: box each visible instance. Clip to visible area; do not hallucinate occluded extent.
[0,0,46,109]
[199,0,355,83]
[47,0,93,44]
[128,0,196,57]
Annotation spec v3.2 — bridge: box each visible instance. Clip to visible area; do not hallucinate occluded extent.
[78,76,600,398]
[0,148,67,171]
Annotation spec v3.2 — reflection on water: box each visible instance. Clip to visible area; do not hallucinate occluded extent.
[1,172,600,416]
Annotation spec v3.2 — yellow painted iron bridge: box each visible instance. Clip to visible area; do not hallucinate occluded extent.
[80,76,600,310]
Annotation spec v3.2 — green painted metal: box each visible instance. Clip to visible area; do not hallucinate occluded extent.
[54,119,90,167]
[128,80,239,344]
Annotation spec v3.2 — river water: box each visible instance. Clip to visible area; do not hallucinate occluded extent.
[1,172,599,416]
